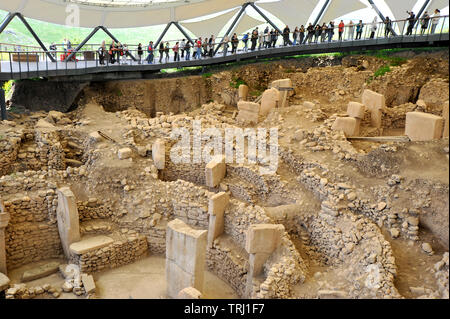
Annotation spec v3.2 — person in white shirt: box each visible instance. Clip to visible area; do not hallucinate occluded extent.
[258,30,264,50]
[431,9,441,34]
[180,39,186,58]
[370,16,378,39]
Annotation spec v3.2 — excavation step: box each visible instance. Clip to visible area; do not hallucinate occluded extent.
[21,261,60,282]
[69,235,114,255]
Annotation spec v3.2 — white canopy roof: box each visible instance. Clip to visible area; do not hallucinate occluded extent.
[0,0,247,28]
[257,0,320,27]
[181,8,239,38]
[319,0,368,23]
[231,13,265,35]
[0,0,426,31]
[426,0,450,11]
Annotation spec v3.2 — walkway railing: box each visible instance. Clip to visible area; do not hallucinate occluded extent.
[0,15,448,80]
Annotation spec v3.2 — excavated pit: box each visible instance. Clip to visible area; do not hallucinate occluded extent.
[1,49,449,300]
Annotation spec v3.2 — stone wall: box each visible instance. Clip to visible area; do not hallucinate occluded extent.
[71,235,148,273]
[2,191,62,269]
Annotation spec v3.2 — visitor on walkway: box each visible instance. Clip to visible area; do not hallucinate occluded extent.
[137,43,143,64]
[242,32,249,52]
[231,33,239,54]
[321,23,327,42]
[146,41,154,64]
[49,43,57,58]
[180,39,186,58]
[431,9,441,34]
[203,38,209,57]
[258,30,264,50]
[406,11,416,35]
[98,41,106,65]
[283,25,291,46]
[223,35,229,56]
[384,17,392,37]
[173,42,180,62]
[370,17,378,39]
[264,27,271,48]
[164,42,170,62]
[196,38,202,59]
[116,42,123,64]
[307,23,314,43]
[273,30,280,47]
[251,28,258,50]
[348,20,354,40]
[185,40,191,60]
[338,20,345,41]
[314,24,321,43]
[109,41,117,64]
[122,44,130,65]
[328,21,335,42]
[421,11,431,34]
[209,36,215,57]
[268,29,274,48]
[293,27,299,45]
[356,20,363,40]
[299,25,305,45]
[159,42,164,63]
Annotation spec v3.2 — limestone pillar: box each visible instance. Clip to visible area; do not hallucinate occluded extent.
[207,192,229,247]
[205,155,226,188]
[238,84,249,102]
[270,79,293,109]
[0,201,10,274]
[56,187,80,259]
[166,219,207,298]
[244,224,284,297]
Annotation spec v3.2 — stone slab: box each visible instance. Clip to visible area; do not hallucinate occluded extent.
[152,139,166,170]
[331,117,360,137]
[443,101,449,138]
[21,261,60,283]
[238,84,249,101]
[166,260,197,299]
[405,112,444,141]
[205,155,226,188]
[260,88,280,116]
[69,235,114,255]
[245,224,284,254]
[56,187,80,259]
[81,273,96,294]
[237,101,260,113]
[0,272,10,291]
[362,89,385,110]
[166,219,207,274]
[347,102,366,119]
[177,286,202,299]
[118,147,132,160]
[207,192,229,247]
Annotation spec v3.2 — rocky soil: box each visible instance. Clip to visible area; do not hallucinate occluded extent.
[1,49,448,299]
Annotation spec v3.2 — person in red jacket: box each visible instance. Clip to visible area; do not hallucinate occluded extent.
[338,20,345,41]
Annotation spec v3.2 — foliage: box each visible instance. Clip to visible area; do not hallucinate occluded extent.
[2,80,14,97]
[229,76,247,89]
[202,72,212,78]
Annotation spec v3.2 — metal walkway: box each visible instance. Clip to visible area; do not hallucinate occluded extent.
[1,33,448,82]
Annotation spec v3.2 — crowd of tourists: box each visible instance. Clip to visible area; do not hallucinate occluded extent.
[55,8,444,65]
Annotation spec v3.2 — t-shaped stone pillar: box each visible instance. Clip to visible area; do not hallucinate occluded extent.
[166,219,207,298]
[56,187,81,259]
[244,223,284,297]
[207,192,229,247]
[0,201,11,274]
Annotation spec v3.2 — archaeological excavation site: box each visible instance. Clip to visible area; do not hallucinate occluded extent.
[0,49,449,301]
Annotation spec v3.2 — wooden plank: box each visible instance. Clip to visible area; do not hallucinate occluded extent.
[348,136,410,142]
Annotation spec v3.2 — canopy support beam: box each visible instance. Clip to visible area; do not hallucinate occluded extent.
[368,0,398,36]
[0,12,56,62]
